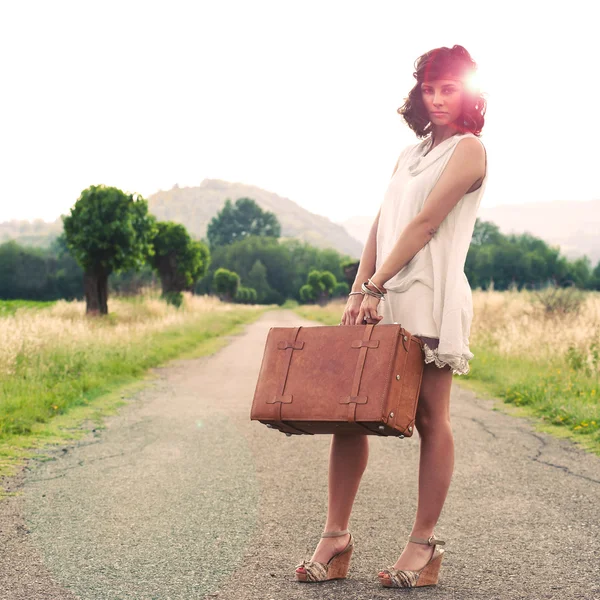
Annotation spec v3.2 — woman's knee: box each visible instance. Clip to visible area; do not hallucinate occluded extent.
[415,411,451,437]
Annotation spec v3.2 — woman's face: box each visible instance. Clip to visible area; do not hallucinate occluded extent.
[420,76,465,127]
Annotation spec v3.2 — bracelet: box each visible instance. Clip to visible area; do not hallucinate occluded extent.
[349,291,363,296]
[361,282,386,300]
[363,281,385,299]
[367,278,387,296]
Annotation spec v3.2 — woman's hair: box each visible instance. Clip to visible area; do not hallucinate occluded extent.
[398,45,487,138]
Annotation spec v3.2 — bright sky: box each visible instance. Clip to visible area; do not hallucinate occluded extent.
[1,1,598,224]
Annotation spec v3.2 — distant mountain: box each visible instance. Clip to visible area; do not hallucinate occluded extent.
[338,198,600,265]
[338,215,375,249]
[147,179,363,259]
[0,180,364,259]
[0,218,63,247]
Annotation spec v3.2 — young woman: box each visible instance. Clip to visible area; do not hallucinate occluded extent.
[295,45,488,588]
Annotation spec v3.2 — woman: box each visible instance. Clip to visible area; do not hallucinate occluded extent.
[295,45,488,588]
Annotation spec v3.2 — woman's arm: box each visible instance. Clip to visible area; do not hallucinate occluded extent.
[350,208,381,293]
[368,137,486,290]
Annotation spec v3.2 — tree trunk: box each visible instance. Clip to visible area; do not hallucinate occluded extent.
[84,271,109,315]
[158,256,186,296]
[316,289,330,306]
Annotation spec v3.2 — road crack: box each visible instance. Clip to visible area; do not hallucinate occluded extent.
[528,431,600,485]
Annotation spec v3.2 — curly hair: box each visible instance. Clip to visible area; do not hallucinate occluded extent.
[398,45,487,138]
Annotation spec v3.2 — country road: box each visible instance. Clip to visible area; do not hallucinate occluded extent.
[1,309,599,600]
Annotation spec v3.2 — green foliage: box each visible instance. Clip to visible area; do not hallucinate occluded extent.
[235,286,258,304]
[332,281,350,297]
[195,235,352,305]
[206,197,281,249]
[162,291,184,308]
[148,221,210,294]
[0,240,83,301]
[62,185,156,274]
[212,268,240,300]
[466,219,599,291]
[62,185,157,314]
[0,300,56,316]
[301,269,338,304]
[246,259,271,303]
[299,284,316,303]
[109,264,157,296]
[565,336,600,382]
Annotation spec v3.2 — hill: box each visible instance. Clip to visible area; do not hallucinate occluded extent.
[147,179,363,258]
[0,181,364,259]
[0,218,63,248]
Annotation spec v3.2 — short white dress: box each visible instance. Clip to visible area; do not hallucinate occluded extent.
[375,132,488,375]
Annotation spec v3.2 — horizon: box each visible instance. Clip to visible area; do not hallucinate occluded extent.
[2,181,599,227]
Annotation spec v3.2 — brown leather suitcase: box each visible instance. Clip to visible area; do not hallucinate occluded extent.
[250,323,425,438]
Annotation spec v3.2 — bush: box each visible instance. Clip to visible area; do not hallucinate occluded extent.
[162,291,183,308]
[235,286,258,304]
[530,282,586,316]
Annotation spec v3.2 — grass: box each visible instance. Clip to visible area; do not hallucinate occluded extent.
[0,293,271,496]
[0,299,56,316]
[292,291,600,455]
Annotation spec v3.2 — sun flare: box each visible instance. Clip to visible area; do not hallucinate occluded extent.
[464,70,481,92]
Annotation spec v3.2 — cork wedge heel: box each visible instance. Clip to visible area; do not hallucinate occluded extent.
[378,534,446,588]
[295,530,354,583]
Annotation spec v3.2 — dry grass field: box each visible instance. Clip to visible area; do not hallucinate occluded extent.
[293,287,600,454]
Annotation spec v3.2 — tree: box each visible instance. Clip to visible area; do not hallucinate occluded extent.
[300,269,338,305]
[235,286,257,304]
[246,259,272,303]
[62,185,156,315]
[212,268,240,301]
[148,221,210,302]
[206,197,281,248]
[471,218,502,246]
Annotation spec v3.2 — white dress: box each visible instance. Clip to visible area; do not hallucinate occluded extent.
[375,132,488,375]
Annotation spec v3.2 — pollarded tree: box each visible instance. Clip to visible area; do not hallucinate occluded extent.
[62,185,156,315]
[301,269,337,305]
[206,197,281,248]
[148,221,210,299]
[212,268,240,302]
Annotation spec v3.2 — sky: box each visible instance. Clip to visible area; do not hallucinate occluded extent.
[1,0,599,224]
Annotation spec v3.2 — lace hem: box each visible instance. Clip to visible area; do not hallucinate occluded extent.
[422,342,471,376]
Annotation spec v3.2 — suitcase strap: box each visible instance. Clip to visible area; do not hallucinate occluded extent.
[340,324,380,423]
[266,326,304,428]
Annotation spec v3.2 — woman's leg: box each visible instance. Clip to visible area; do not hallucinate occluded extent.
[389,357,454,571]
[303,433,369,565]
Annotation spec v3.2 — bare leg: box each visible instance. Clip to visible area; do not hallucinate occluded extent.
[300,433,369,567]
[388,361,454,572]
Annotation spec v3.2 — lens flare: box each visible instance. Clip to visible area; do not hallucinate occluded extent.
[464,70,481,93]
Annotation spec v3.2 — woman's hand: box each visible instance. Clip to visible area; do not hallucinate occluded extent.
[357,293,383,325]
[340,293,383,326]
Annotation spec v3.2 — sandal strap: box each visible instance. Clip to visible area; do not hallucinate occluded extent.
[321,529,350,538]
[408,534,445,546]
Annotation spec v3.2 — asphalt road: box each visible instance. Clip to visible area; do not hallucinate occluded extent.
[1,309,599,600]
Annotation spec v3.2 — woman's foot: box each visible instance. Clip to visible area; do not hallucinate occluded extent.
[295,532,351,575]
[379,539,436,575]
